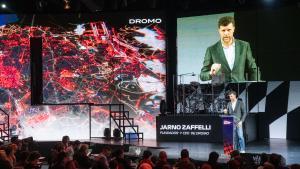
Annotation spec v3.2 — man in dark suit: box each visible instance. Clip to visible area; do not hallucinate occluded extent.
[200,16,261,82]
[224,90,247,153]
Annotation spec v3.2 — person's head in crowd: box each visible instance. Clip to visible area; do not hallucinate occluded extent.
[53,142,65,153]
[202,163,213,169]
[27,151,41,166]
[17,151,30,164]
[180,149,190,159]
[139,162,152,169]
[78,144,89,156]
[269,153,282,168]
[158,151,168,161]
[62,135,70,146]
[208,151,219,164]
[230,150,240,159]
[159,151,168,161]
[4,144,14,156]
[142,150,152,160]
[11,136,19,144]
[290,164,300,169]
[23,137,33,144]
[4,144,17,166]
[162,164,172,169]
[151,155,158,165]
[100,146,111,157]
[263,162,275,169]
[109,160,118,169]
[113,148,124,159]
[260,153,269,165]
[228,159,241,169]
[0,149,8,160]
[72,140,81,151]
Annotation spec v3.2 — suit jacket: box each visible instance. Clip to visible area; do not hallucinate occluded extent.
[227,99,247,123]
[200,39,261,82]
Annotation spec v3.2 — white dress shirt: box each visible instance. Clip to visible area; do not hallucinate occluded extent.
[222,41,235,70]
[231,100,237,111]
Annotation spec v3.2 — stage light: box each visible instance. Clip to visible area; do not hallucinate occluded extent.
[64,0,71,10]
[1,3,7,9]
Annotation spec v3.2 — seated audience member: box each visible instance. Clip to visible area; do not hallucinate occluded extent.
[24,151,41,169]
[15,151,30,169]
[201,163,212,169]
[151,155,158,167]
[202,151,221,169]
[110,148,133,169]
[0,149,12,169]
[137,150,154,169]
[49,143,65,169]
[263,163,275,169]
[139,163,152,169]
[290,164,300,169]
[269,153,287,169]
[228,150,248,169]
[5,144,17,167]
[73,144,92,169]
[228,158,241,169]
[92,146,111,169]
[22,137,38,152]
[65,146,78,169]
[61,136,73,152]
[257,153,269,169]
[154,151,170,169]
[109,160,118,169]
[162,165,172,169]
[174,149,196,169]
[72,140,81,155]
[51,152,67,169]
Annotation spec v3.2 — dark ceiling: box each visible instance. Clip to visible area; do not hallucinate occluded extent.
[0,0,299,14]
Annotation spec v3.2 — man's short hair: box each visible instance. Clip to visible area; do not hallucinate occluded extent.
[142,150,152,159]
[181,149,189,158]
[227,90,237,97]
[218,16,235,28]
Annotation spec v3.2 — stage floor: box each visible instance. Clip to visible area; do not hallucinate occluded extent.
[86,138,300,164]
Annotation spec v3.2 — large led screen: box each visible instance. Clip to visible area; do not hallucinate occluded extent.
[177,6,300,84]
[0,13,166,140]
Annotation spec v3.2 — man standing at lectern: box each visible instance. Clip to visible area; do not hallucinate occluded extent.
[224,90,247,153]
[200,16,261,82]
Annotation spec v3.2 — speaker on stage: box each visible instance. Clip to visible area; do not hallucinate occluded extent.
[160,99,167,116]
[113,128,121,139]
[104,128,111,139]
[30,37,43,105]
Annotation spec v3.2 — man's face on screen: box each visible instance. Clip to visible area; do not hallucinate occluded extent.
[218,23,235,45]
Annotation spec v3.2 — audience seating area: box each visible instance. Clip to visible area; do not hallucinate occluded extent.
[0,135,299,169]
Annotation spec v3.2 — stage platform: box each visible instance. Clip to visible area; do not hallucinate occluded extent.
[80,138,300,165]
